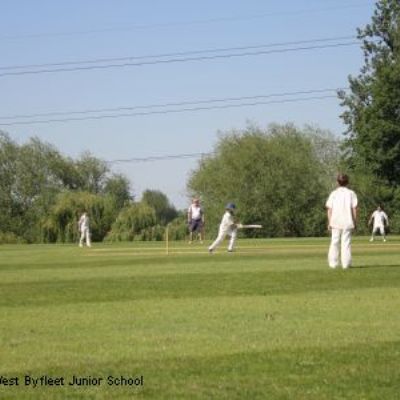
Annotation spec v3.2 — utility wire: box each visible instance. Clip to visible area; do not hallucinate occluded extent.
[0,41,359,77]
[0,94,339,126]
[0,2,373,41]
[107,152,209,164]
[0,88,347,121]
[0,35,356,71]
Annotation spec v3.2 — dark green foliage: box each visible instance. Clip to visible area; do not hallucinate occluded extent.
[141,189,178,224]
[339,0,400,184]
[338,0,400,234]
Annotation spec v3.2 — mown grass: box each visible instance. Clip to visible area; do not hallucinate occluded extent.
[0,237,400,399]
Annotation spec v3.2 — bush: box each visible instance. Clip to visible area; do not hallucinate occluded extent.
[105,203,157,242]
[0,231,25,244]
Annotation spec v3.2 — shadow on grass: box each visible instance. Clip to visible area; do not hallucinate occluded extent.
[353,264,400,269]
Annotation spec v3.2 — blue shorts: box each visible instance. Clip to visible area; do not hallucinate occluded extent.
[189,219,203,232]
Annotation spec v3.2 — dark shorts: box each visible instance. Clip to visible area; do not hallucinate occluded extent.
[189,219,203,232]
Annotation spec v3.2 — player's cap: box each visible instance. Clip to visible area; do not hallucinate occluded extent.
[225,203,236,210]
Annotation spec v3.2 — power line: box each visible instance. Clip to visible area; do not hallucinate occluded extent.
[0,3,373,41]
[0,94,340,127]
[107,152,209,164]
[0,88,347,121]
[0,35,356,71]
[0,41,359,77]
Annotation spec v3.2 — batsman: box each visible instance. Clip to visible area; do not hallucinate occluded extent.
[208,203,238,253]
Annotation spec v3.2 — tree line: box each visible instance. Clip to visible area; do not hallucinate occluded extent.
[0,132,181,243]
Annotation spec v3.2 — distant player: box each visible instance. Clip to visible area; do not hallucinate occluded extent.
[326,174,358,269]
[368,206,389,242]
[187,198,205,243]
[208,203,238,253]
[78,211,91,247]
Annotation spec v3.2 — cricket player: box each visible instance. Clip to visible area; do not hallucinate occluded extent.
[78,211,91,247]
[326,174,358,269]
[208,203,238,253]
[368,206,389,242]
[187,198,205,243]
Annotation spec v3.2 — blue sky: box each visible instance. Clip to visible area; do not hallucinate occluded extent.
[0,0,375,208]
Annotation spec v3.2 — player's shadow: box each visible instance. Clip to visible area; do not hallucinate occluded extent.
[354,264,400,269]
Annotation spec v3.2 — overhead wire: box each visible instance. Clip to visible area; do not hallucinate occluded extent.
[0,40,359,77]
[0,2,373,41]
[0,93,342,126]
[107,152,209,164]
[0,87,347,121]
[0,35,356,71]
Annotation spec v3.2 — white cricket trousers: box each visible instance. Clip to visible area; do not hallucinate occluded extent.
[209,227,237,252]
[328,228,352,269]
[79,228,91,247]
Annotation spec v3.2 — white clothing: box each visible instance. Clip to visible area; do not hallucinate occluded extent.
[209,211,237,252]
[328,228,352,269]
[219,211,235,231]
[79,228,91,247]
[188,204,203,221]
[372,226,385,235]
[326,187,358,229]
[326,186,357,269]
[78,214,91,247]
[79,214,90,231]
[370,210,388,229]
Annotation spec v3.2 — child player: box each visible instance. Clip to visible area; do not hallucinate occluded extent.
[208,203,238,253]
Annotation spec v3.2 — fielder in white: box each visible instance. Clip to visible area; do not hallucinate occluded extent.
[326,174,358,269]
[368,206,389,242]
[208,203,238,253]
[78,211,91,247]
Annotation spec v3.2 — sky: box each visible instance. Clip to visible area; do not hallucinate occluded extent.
[0,0,376,209]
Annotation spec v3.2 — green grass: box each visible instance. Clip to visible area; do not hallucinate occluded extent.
[1,237,400,399]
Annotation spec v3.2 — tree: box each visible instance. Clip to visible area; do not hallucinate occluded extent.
[104,173,133,209]
[0,132,134,242]
[42,191,116,243]
[75,152,109,193]
[339,0,400,185]
[187,124,338,237]
[0,132,19,234]
[141,190,178,225]
[105,203,157,241]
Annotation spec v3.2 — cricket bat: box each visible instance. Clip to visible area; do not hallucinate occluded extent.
[237,224,263,229]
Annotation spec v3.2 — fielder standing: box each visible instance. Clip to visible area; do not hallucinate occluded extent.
[78,211,91,247]
[326,174,358,269]
[208,203,238,253]
[368,205,389,242]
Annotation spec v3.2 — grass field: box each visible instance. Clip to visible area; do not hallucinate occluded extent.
[1,237,400,399]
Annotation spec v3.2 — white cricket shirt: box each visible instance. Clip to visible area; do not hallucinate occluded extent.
[219,211,235,231]
[188,204,203,220]
[79,214,90,231]
[326,187,358,230]
[371,210,388,228]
